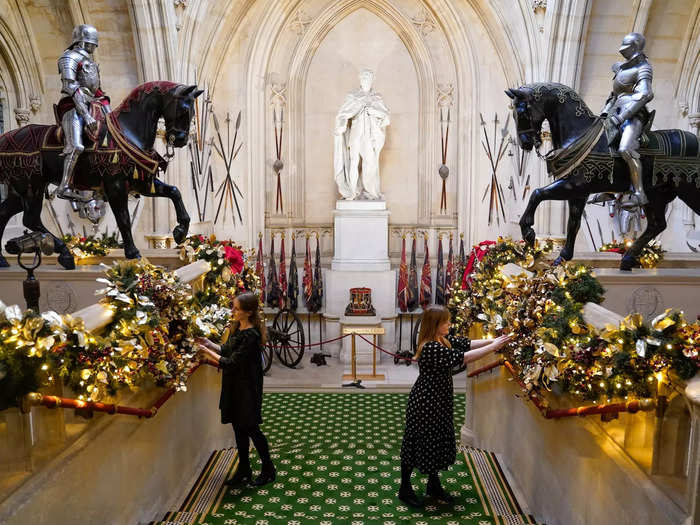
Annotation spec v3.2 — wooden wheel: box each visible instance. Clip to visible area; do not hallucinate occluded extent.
[272,308,305,368]
[261,342,273,374]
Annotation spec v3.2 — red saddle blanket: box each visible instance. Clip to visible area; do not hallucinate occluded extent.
[55,93,110,145]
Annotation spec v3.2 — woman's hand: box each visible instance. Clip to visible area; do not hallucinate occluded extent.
[491,334,514,352]
[194,336,217,351]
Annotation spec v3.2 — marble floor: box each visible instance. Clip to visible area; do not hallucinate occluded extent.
[262,352,467,393]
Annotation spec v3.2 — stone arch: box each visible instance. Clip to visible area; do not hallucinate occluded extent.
[0,14,44,127]
[283,0,439,223]
[675,0,700,118]
[198,0,521,245]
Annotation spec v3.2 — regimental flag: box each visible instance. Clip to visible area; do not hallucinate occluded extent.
[407,235,419,312]
[278,234,288,309]
[458,234,466,283]
[419,235,432,308]
[397,235,408,312]
[256,234,266,303]
[309,234,323,313]
[445,233,454,302]
[266,236,281,309]
[288,234,299,310]
[303,235,314,309]
[435,235,445,305]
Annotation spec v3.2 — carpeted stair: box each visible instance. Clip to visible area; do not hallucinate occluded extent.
[148,393,543,524]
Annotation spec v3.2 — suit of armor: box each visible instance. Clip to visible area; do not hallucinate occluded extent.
[602,32,653,206]
[56,24,111,202]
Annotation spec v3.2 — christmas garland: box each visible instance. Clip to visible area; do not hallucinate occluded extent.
[450,237,699,405]
[62,233,121,259]
[0,239,259,410]
[599,239,665,269]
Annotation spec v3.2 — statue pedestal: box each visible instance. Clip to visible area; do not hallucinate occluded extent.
[325,200,396,363]
[331,200,390,271]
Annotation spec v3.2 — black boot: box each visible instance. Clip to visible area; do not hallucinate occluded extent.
[251,461,276,486]
[397,463,422,508]
[224,464,252,486]
[426,472,454,503]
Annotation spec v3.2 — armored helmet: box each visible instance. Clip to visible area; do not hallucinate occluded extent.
[71,24,99,47]
[619,32,645,59]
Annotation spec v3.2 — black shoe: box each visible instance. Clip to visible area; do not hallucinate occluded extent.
[398,486,423,508]
[224,466,252,486]
[426,483,455,503]
[250,464,276,487]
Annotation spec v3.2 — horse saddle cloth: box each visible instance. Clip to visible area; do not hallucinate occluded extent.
[53,96,109,147]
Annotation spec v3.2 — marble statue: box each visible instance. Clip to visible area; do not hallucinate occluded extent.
[333,69,390,200]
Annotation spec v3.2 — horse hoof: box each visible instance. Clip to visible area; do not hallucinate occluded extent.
[0,255,9,268]
[58,253,76,270]
[619,256,636,272]
[173,224,188,245]
[522,227,536,246]
[125,251,142,260]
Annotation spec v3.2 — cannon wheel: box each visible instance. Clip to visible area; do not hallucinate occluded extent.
[272,308,305,368]
[411,315,467,375]
[261,343,273,374]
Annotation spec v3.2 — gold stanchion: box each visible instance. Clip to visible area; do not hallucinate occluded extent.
[342,325,385,387]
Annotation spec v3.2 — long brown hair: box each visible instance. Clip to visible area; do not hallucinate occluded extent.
[231,292,267,344]
[415,305,451,359]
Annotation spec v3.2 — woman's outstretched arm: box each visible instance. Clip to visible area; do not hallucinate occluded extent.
[462,334,513,364]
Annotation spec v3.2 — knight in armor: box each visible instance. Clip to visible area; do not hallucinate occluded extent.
[55,24,111,202]
[601,32,653,206]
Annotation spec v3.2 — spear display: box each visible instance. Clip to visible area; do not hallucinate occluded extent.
[212,111,244,224]
[480,113,510,225]
[273,107,284,214]
[439,106,451,213]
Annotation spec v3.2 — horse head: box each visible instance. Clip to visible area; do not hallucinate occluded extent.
[162,84,204,149]
[505,87,545,152]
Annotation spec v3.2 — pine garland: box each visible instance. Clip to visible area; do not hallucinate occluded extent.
[449,237,699,405]
[0,238,260,410]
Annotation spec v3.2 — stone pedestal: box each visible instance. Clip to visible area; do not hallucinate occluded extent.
[325,200,396,362]
[331,200,390,271]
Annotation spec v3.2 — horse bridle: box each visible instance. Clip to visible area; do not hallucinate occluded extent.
[162,89,194,159]
[514,102,549,159]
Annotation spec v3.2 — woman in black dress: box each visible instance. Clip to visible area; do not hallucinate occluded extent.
[195,292,276,487]
[399,305,512,507]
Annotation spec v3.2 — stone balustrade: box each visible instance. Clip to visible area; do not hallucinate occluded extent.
[0,259,212,511]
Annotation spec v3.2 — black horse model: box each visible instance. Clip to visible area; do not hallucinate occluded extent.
[506,82,699,270]
[0,81,203,269]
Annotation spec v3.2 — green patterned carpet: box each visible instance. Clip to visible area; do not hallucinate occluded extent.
[151,393,539,525]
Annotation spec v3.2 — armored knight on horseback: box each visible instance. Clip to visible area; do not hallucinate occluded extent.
[601,32,654,206]
[55,24,111,202]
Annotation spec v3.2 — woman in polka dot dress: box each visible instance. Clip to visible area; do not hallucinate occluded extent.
[399,305,513,507]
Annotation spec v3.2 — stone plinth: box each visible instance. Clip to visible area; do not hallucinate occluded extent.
[325,200,396,361]
[593,268,700,320]
[331,200,390,271]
